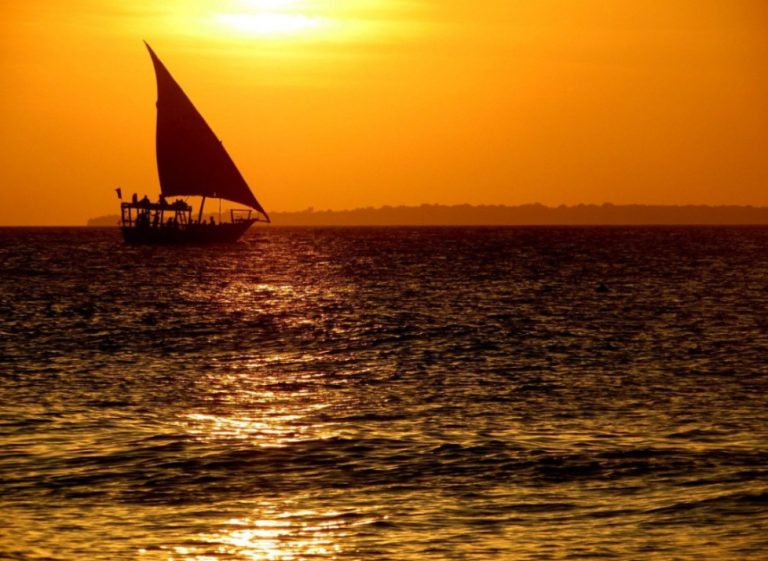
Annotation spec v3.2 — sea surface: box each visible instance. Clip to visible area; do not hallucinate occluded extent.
[1,226,767,561]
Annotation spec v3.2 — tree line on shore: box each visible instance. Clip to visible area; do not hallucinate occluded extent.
[88,203,768,226]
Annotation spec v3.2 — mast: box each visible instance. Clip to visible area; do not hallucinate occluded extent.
[198,196,206,224]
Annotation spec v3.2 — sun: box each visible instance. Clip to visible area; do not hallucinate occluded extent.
[215,0,324,37]
[216,13,320,35]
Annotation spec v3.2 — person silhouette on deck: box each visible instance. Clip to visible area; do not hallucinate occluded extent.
[136,211,149,228]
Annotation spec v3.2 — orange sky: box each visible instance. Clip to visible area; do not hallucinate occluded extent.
[1,0,768,225]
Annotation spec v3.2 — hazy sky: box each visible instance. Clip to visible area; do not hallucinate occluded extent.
[2,1,768,225]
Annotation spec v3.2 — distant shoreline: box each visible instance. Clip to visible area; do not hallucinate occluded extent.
[85,203,768,227]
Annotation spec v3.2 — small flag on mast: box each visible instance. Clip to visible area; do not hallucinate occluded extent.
[115,187,122,200]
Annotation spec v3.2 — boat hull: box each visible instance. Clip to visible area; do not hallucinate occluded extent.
[121,220,256,245]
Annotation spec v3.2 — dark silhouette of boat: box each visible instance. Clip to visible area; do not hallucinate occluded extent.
[119,43,269,244]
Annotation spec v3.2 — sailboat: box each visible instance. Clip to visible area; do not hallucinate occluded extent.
[119,43,270,244]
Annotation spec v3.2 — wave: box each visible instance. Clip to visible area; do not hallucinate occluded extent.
[3,436,766,507]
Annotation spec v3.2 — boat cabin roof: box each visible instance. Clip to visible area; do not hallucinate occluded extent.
[121,201,191,212]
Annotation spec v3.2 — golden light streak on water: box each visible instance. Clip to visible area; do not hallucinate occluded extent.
[163,506,370,560]
[178,368,340,446]
[206,514,344,560]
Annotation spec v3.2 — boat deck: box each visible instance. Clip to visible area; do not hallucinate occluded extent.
[121,219,256,244]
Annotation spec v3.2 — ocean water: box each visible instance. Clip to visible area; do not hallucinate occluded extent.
[1,226,767,561]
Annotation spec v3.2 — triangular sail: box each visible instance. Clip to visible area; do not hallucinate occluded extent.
[145,43,269,220]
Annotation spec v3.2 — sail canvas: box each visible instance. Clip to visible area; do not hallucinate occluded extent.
[146,43,268,217]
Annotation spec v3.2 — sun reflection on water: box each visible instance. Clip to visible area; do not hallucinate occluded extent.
[155,256,371,560]
[167,377,354,560]
[179,372,336,446]
[205,513,344,560]
[157,506,371,561]
[184,412,304,446]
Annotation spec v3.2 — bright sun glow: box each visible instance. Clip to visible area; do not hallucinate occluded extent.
[216,13,322,35]
[215,0,325,37]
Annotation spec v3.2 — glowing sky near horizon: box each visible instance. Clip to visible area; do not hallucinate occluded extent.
[1,0,768,224]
